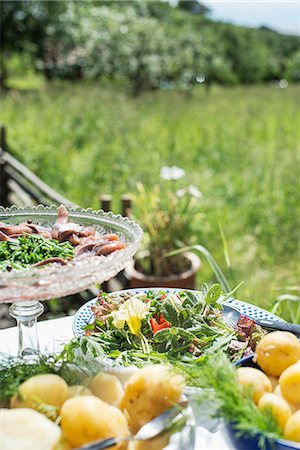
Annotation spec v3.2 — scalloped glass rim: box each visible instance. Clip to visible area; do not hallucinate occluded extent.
[0,205,143,303]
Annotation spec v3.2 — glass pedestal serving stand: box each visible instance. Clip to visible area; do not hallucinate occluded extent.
[0,205,143,357]
[8,301,45,356]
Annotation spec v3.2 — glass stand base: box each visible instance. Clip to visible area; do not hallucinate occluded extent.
[9,301,44,357]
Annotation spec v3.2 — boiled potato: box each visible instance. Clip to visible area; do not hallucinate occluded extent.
[273,385,299,413]
[258,393,292,429]
[88,372,124,406]
[105,366,139,386]
[120,365,184,434]
[254,331,300,377]
[10,392,22,408]
[279,362,300,404]
[236,367,272,404]
[60,395,129,449]
[130,433,170,450]
[1,408,61,450]
[267,375,278,391]
[53,437,72,450]
[284,410,300,442]
[11,374,70,410]
[68,385,92,397]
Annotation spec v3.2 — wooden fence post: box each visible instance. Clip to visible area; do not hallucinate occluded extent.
[100,194,112,212]
[99,194,132,292]
[121,194,131,217]
[0,126,9,206]
[0,125,7,152]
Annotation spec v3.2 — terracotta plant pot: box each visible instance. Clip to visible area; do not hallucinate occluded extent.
[124,252,201,290]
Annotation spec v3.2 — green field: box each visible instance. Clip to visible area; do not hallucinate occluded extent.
[1,83,300,317]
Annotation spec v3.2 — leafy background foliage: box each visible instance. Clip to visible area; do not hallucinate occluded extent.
[1,1,300,91]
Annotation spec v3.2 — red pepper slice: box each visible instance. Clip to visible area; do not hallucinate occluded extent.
[158,313,169,325]
[150,314,171,335]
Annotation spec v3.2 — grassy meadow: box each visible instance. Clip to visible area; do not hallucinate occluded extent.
[1,82,300,318]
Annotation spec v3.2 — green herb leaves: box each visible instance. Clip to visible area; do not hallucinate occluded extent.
[0,353,85,407]
[204,284,222,306]
[189,355,283,449]
[0,234,75,271]
[72,286,255,368]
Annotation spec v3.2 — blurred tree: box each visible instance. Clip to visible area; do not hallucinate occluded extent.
[285,51,300,81]
[1,0,299,92]
[0,0,67,87]
[58,3,210,94]
[178,1,210,15]
[257,27,300,80]
[220,26,271,83]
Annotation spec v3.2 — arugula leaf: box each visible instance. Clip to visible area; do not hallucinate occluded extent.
[183,291,200,306]
[160,302,180,326]
[202,332,236,354]
[204,283,222,306]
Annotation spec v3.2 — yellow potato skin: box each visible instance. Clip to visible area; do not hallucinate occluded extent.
[53,436,72,450]
[254,331,300,377]
[267,376,278,391]
[258,393,292,429]
[284,410,300,442]
[273,385,299,413]
[68,385,92,397]
[88,372,124,406]
[13,374,70,409]
[10,392,22,408]
[279,362,300,404]
[60,395,129,449]
[236,367,272,404]
[130,432,170,450]
[120,365,184,434]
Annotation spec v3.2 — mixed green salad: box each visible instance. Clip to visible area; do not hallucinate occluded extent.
[63,284,265,368]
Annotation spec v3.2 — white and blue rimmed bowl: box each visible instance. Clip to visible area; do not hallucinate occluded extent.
[73,287,283,337]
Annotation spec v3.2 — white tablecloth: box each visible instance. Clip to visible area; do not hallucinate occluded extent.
[0,315,233,450]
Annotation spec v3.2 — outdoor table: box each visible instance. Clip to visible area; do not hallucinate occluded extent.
[0,316,232,450]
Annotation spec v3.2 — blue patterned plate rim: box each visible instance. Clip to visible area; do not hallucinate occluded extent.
[73,287,284,337]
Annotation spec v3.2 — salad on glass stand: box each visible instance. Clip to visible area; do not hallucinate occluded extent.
[0,204,143,357]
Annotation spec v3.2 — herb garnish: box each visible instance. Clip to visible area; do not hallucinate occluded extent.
[0,352,100,407]
[185,355,283,449]
[0,234,74,271]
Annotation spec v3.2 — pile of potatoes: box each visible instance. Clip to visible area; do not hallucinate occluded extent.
[1,365,184,450]
[237,331,300,443]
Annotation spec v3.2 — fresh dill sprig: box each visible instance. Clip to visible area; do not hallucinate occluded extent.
[0,354,58,406]
[183,354,283,449]
[0,352,94,407]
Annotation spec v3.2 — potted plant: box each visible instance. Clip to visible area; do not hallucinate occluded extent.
[125,168,203,289]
